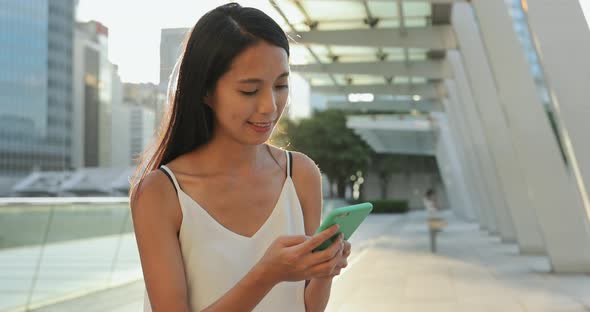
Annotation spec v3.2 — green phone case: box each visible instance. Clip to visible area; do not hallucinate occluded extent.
[313,202,373,252]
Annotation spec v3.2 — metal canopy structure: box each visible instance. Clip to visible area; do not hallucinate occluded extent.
[271,0,454,102]
[270,0,452,154]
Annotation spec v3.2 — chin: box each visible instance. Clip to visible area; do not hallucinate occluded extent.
[235,134,271,146]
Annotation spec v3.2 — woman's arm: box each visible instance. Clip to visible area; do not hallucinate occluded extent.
[131,171,191,312]
[290,152,336,312]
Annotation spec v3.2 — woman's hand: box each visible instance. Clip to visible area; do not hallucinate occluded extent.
[327,234,351,278]
[255,224,351,284]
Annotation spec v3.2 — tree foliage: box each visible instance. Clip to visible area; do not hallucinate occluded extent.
[276,110,372,198]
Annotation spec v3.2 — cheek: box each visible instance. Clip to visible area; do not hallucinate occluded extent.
[277,93,289,111]
[215,94,248,122]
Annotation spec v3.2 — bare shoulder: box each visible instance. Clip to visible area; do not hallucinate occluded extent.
[265,144,321,179]
[290,151,321,182]
[130,169,182,231]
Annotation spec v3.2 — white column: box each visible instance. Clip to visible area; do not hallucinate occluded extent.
[447,53,517,242]
[472,0,590,272]
[443,81,496,233]
[451,2,545,253]
[525,0,590,222]
[431,111,474,221]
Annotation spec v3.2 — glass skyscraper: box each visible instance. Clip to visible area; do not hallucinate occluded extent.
[0,0,75,177]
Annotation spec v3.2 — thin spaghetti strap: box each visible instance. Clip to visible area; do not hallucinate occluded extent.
[285,150,293,178]
[159,165,181,193]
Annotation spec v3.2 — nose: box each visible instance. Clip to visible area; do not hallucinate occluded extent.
[258,88,277,114]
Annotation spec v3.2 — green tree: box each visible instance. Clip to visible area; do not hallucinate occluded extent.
[289,110,372,198]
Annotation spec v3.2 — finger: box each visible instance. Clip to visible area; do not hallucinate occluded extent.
[298,224,340,254]
[279,235,308,247]
[318,249,343,273]
[341,259,348,268]
[308,259,339,278]
[343,241,351,257]
[331,268,342,277]
[305,235,343,266]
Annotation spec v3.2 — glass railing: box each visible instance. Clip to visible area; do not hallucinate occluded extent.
[0,197,347,311]
[0,197,142,312]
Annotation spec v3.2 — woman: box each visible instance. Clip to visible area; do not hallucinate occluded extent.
[130,3,351,311]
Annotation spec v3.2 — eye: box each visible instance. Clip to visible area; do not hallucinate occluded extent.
[240,90,258,96]
[275,85,289,90]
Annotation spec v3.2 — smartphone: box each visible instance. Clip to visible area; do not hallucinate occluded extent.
[313,202,373,252]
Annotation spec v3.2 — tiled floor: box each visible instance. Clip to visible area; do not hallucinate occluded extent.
[6,211,590,312]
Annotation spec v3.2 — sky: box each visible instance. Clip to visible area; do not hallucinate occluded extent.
[77,0,590,84]
[76,0,287,83]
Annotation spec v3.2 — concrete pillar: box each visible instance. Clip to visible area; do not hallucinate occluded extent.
[451,2,545,253]
[431,111,475,221]
[525,0,590,225]
[447,53,517,242]
[471,0,590,272]
[443,81,497,233]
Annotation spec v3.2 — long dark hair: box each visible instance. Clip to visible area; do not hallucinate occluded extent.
[130,3,290,199]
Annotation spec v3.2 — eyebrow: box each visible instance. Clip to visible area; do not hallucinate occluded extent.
[238,72,290,84]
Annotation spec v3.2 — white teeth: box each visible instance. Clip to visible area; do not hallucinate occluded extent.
[250,122,271,127]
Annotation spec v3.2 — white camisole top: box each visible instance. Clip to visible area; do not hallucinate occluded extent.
[143,150,306,311]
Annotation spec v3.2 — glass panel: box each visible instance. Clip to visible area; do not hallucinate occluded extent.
[339,54,379,62]
[394,76,411,84]
[330,46,376,55]
[379,20,401,28]
[0,199,141,311]
[349,74,387,85]
[402,2,431,17]
[409,48,428,61]
[289,45,311,65]
[315,20,368,30]
[305,1,366,20]
[367,1,399,18]
[307,74,334,86]
[405,18,428,28]
[411,77,427,84]
[273,0,307,25]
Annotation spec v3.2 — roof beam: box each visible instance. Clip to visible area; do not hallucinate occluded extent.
[289,26,457,49]
[347,115,433,131]
[326,100,440,112]
[312,83,439,98]
[352,129,388,153]
[292,60,452,79]
[305,0,465,3]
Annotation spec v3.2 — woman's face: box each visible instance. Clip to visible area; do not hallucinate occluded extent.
[206,41,290,145]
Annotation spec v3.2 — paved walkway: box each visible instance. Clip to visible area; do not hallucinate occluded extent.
[327,211,590,312]
[17,211,590,312]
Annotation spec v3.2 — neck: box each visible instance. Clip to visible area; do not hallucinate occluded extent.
[196,134,269,176]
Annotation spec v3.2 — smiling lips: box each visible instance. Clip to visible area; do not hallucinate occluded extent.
[247,121,273,132]
[248,121,272,127]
